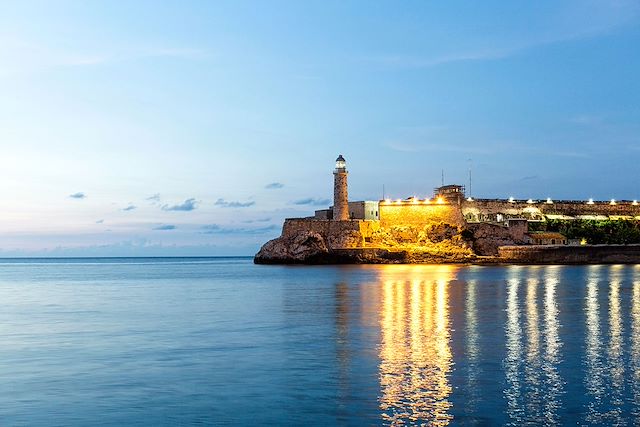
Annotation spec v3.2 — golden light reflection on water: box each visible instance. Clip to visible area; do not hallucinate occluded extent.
[377,265,455,426]
[363,264,640,424]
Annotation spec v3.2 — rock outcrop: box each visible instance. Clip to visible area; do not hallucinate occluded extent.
[467,222,522,256]
[254,231,329,264]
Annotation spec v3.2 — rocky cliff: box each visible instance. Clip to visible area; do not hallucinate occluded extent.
[254,217,480,264]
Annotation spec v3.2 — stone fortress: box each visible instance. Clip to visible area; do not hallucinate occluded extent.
[255,155,640,264]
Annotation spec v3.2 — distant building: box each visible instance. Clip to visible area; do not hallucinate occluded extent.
[526,232,567,245]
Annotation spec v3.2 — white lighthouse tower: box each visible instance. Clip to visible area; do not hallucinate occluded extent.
[333,154,349,220]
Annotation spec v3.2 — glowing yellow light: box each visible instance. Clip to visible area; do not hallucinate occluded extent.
[587,198,594,205]
[384,199,391,204]
[610,199,616,205]
[437,196,445,204]
[580,238,587,245]
[422,199,430,204]
[412,197,418,204]
[395,199,402,204]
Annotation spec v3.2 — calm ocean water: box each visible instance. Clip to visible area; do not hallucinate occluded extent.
[1,258,640,426]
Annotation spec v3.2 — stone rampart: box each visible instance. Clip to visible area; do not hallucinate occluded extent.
[498,244,640,264]
[282,218,372,249]
[462,199,640,221]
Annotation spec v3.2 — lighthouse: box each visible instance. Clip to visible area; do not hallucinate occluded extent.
[333,154,349,220]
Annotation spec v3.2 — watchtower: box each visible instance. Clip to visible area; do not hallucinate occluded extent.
[333,155,349,220]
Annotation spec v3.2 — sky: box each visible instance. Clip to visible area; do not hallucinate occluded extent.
[1,0,639,256]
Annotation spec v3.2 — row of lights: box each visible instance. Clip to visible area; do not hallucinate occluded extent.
[498,197,639,206]
[381,196,446,205]
[381,197,640,206]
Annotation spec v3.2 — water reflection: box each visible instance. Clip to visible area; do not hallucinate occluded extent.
[607,266,624,423]
[584,265,604,424]
[503,266,564,425]
[377,266,455,425]
[504,268,523,424]
[542,267,562,425]
[632,268,640,418]
[465,279,480,416]
[360,264,640,425]
[524,275,541,420]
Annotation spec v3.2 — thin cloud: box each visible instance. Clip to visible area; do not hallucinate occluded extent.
[153,224,176,231]
[69,48,204,67]
[0,39,207,76]
[162,198,198,211]
[146,193,161,202]
[122,205,137,211]
[96,219,104,224]
[69,192,86,199]
[520,175,539,181]
[385,141,489,154]
[201,224,278,235]
[292,198,331,206]
[215,198,255,208]
[242,217,272,223]
[265,182,284,189]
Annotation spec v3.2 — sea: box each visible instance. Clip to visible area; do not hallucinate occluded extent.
[1,257,640,426]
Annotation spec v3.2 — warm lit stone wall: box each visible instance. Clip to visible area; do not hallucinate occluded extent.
[379,203,465,229]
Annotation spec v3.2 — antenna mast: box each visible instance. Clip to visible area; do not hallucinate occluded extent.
[468,159,472,199]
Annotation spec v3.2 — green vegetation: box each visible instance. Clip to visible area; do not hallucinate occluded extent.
[531,219,640,244]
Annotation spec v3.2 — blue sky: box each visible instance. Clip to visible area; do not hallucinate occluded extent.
[1,0,639,256]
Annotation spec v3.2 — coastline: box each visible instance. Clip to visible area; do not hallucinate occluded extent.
[254,244,640,265]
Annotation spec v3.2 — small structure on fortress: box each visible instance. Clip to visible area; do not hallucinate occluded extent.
[254,155,640,264]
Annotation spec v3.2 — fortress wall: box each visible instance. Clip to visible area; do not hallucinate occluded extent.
[379,204,465,228]
[282,218,359,237]
[498,244,640,264]
[282,218,367,249]
[462,199,640,220]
